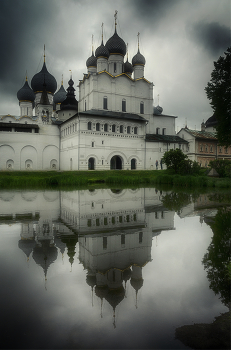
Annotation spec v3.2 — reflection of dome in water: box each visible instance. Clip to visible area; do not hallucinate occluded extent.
[61,236,78,265]
[95,285,109,299]
[123,268,132,282]
[18,239,36,258]
[32,240,58,276]
[86,274,96,288]
[130,277,143,291]
[104,286,125,310]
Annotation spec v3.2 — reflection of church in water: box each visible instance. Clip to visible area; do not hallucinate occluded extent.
[0,188,174,322]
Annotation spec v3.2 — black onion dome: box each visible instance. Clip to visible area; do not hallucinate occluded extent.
[86,52,97,67]
[17,80,35,102]
[60,78,78,111]
[95,41,109,59]
[53,84,66,104]
[105,29,126,56]
[31,62,57,94]
[132,48,146,66]
[153,105,163,115]
[123,59,134,74]
[205,114,217,128]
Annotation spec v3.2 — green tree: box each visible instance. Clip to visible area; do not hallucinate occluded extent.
[205,47,231,147]
[162,148,187,174]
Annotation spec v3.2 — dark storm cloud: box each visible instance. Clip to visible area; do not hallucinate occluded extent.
[0,0,56,94]
[189,21,231,56]
[132,0,179,20]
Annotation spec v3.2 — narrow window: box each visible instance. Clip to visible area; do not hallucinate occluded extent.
[103,96,107,110]
[122,99,126,112]
[102,160,104,165]
[140,101,144,114]
[120,125,123,133]
[219,146,222,153]
[104,218,108,225]
[87,219,91,227]
[88,121,92,130]
[96,123,100,131]
[127,126,131,134]
[96,218,100,226]
[114,63,117,73]
[112,124,116,132]
[92,142,94,147]
[104,124,108,132]
[121,234,125,245]
[85,100,87,111]
[156,128,160,135]
[112,217,115,224]
[119,215,123,223]
[162,128,166,135]
[134,127,138,134]
[210,145,213,152]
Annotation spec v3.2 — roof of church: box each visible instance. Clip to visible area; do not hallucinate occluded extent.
[132,48,146,66]
[146,134,188,143]
[17,80,35,102]
[81,109,147,122]
[182,128,217,140]
[95,40,110,59]
[31,62,57,94]
[105,28,126,56]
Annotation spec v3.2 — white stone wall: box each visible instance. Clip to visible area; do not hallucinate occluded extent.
[0,123,60,171]
[60,114,146,170]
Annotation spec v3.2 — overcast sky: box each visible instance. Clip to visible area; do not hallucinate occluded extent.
[0,0,230,130]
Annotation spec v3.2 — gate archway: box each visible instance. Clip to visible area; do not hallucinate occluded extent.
[110,155,123,170]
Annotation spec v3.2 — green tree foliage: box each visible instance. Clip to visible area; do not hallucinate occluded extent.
[209,159,231,178]
[205,47,231,147]
[162,149,187,174]
[162,149,201,175]
[202,208,231,307]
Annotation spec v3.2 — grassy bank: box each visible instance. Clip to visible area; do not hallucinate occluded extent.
[0,170,230,189]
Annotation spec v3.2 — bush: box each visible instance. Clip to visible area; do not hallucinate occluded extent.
[209,159,231,178]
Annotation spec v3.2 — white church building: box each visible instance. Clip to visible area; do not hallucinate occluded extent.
[0,16,187,171]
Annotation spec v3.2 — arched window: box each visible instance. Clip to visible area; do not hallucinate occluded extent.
[96,123,100,131]
[103,96,107,110]
[131,158,136,169]
[120,125,123,133]
[88,157,95,170]
[122,99,126,112]
[112,124,116,132]
[156,127,160,135]
[140,101,144,114]
[104,123,108,132]
[88,121,92,130]
[127,126,131,134]
[134,127,138,134]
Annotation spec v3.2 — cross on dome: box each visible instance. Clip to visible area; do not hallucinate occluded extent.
[114,10,118,29]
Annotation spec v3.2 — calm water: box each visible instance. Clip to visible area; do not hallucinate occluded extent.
[0,188,229,349]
